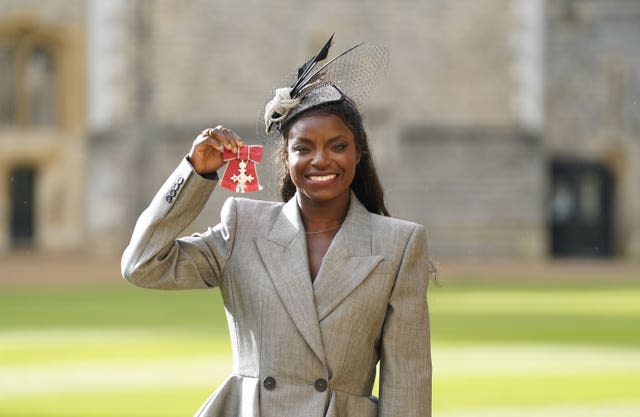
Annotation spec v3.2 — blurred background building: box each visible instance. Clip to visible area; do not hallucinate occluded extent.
[0,0,639,259]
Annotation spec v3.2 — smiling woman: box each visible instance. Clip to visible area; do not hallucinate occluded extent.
[121,36,432,417]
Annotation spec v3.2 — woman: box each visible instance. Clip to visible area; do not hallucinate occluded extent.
[122,39,432,417]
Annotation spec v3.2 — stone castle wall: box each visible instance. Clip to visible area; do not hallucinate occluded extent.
[3,0,639,258]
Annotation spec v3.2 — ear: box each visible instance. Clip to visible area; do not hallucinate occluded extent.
[355,149,361,165]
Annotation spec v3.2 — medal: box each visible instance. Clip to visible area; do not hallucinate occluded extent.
[220,145,264,193]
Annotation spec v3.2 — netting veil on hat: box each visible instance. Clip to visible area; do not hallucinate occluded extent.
[259,35,389,143]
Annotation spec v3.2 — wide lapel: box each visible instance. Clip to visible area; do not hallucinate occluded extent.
[313,194,383,321]
[254,198,327,365]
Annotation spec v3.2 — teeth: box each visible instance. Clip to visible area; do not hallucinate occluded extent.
[309,174,337,182]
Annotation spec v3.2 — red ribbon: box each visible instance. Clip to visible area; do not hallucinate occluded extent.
[220,145,264,193]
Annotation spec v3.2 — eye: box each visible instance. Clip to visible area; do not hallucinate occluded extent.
[332,143,348,152]
[292,145,310,154]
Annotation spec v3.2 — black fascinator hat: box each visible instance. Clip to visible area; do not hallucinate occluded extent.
[260,35,389,143]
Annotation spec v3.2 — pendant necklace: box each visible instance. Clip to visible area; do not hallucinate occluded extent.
[304,224,341,235]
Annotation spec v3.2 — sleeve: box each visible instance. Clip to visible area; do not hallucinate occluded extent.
[120,157,237,289]
[378,225,432,417]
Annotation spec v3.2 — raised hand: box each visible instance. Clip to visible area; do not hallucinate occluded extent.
[188,126,244,175]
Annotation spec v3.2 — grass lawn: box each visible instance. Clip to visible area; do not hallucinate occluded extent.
[1,278,639,417]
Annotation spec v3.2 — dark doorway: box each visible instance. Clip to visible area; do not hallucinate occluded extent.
[549,159,614,257]
[9,166,36,248]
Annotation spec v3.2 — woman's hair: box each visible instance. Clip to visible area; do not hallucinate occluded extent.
[278,98,390,216]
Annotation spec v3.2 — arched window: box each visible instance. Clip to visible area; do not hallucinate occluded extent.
[0,25,58,127]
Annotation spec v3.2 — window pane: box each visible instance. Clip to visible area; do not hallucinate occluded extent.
[26,45,56,126]
[551,180,575,223]
[0,41,16,124]
[580,173,602,224]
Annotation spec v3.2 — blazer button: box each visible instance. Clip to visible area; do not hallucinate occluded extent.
[263,376,276,390]
[314,378,328,392]
[176,176,185,184]
[165,195,173,203]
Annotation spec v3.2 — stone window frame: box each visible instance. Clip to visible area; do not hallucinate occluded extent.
[0,16,63,128]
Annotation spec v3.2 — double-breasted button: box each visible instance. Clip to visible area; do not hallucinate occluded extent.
[263,376,276,390]
[314,378,328,392]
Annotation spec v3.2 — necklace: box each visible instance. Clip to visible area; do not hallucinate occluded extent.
[304,224,341,235]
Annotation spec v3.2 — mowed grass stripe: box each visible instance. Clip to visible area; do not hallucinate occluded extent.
[3,393,638,417]
[433,344,640,375]
[0,329,230,366]
[2,335,639,403]
[434,372,640,409]
[432,313,640,346]
[3,330,639,377]
[0,355,231,397]
[0,387,214,417]
[2,359,639,413]
[2,287,639,346]
[3,286,640,326]
[436,403,640,417]
[0,286,229,330]
[430,289,640,315]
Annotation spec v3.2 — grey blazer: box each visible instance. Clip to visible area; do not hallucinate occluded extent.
[121,158,432,417]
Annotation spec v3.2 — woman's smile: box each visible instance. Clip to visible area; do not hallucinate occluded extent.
[307,173,338,183]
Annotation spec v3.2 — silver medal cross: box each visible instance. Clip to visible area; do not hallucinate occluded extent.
[231,160,254,193]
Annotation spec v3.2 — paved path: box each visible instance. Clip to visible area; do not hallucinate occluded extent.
[0,253,122,286]
[0,253,638,286]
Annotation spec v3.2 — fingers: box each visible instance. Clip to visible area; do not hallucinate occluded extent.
[200,126,244,153]
[188,125,246,175]
[197,128,222,152]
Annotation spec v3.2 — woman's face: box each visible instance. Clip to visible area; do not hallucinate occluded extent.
[286,113,361,205]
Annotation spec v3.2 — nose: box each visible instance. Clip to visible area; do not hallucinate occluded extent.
[311,149,330,168]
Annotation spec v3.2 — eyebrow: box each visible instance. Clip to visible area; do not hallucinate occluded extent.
[290,135,349,143]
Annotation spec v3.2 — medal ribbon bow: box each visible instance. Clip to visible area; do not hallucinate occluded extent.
[220,145,264,193]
